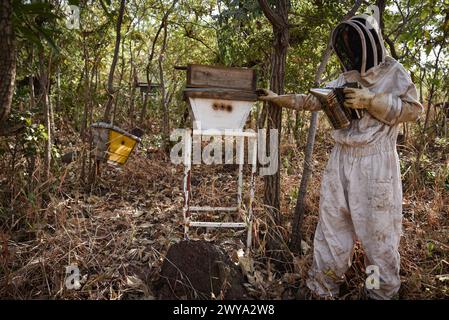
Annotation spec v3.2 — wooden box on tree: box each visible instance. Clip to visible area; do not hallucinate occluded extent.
[90,122,141,166]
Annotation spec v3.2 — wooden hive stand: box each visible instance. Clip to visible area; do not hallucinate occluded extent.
[181,64,258,252]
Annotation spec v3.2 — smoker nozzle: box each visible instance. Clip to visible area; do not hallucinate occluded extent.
[309,88,334,104]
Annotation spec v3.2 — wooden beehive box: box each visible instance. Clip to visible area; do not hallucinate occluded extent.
[186,64,256,92]
[183,64,257,130]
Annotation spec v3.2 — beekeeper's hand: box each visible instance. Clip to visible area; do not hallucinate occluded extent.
[343,87,375,109]
[256,89,278,102]
[344,87,412,126]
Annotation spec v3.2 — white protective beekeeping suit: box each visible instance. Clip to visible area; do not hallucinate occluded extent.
[301,16,423,299]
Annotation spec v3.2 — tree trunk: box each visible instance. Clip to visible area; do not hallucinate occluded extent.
[415,45,445,171]
[264,34,287,223]
[103,0,126,123]
[0,0,16,130]
[28,48,36,111]
[140,0,178,126]
[257,102,267,129]
[39,51,52,184]
[294,109,304,146]
[128,44,137,127]
[140,91,150,125]
[289,0,363,254]
[258,0,289,260]
[56,66,61,113]
[81,33,90,140]
[159,20,170,154]
[423,47,443,132]
[286,108,292,137]
[81,33,90,183]
[112,34,127,124]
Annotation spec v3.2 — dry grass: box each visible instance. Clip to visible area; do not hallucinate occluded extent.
[0,121,448,300]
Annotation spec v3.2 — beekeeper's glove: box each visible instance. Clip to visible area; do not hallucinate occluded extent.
[257,89,321,111]
[344,87,397,125]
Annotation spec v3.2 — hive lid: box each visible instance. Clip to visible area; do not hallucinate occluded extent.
[90,122,142,142]
[186,64,256,91]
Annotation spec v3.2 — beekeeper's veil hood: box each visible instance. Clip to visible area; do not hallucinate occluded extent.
[331,15,386,76]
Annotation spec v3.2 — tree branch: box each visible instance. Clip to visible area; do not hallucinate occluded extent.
[103,0,126,122]
[383,33,400,60]
[258,0,287,29]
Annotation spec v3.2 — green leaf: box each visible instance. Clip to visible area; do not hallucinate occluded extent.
[15,26,44,51]
[99,0,114,18]
[17,2,59,20]
[36,26,60,53]
[427,242,435,257]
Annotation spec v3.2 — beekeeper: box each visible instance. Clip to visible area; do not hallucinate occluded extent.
[258,15,423,299]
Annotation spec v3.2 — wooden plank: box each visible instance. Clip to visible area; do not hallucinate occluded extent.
[187,64,256,91]
[189,206,238,212]
[91,122,142,141]
[183,88,257,101]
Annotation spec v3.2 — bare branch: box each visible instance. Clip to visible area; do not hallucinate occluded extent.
[258,0,287,29]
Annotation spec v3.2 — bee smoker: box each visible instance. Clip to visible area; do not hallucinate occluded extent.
[309,82,364,130]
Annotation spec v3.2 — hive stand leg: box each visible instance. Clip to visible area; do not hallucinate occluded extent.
[237,135,244,209]
[183,130,192,240]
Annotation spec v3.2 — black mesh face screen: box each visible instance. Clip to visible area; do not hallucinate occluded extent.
[352,20,375,71]
[333,24,363,72]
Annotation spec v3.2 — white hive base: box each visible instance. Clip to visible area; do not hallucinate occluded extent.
[188,97,253,130]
